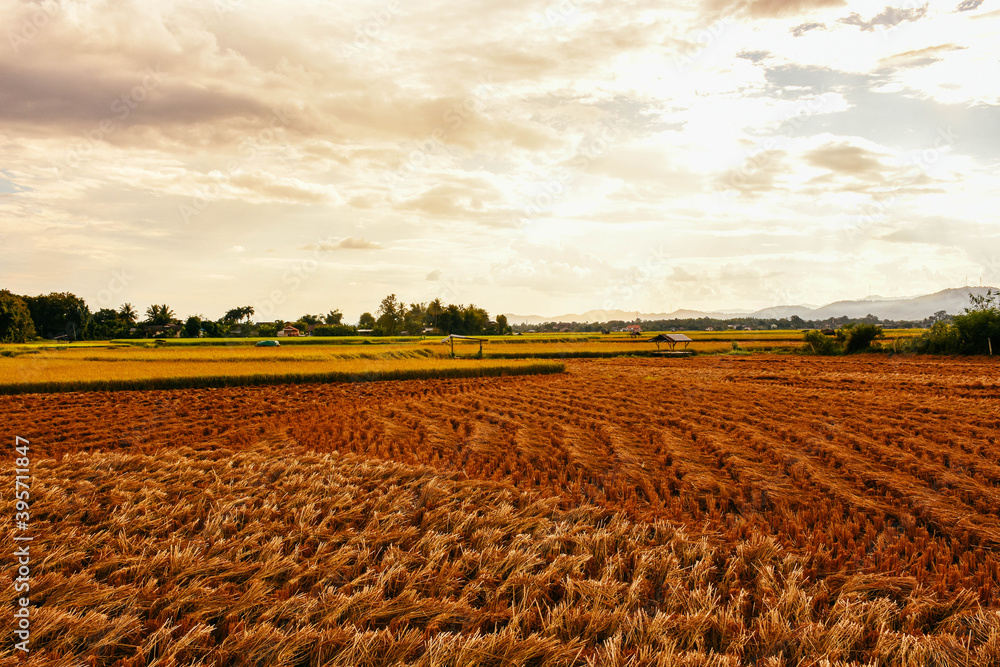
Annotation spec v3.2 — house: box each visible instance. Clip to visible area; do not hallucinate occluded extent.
[277,325,300,337]
[625,324,642,337]
[144,324,182,338]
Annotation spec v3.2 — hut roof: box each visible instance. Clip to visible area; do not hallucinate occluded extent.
[648,333,693,343]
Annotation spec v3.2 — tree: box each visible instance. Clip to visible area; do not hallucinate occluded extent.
[223,306,255,326]
[90,308,129,340]
[183,316,202,338]
[23,292,90,340]
[358,312,376,329]
[299,314,321,326]
[144,304,176,325]
[462,304,489,335]
[324,309,343,325]
[118,303,137,325]
[437,304,462,334]
[403,302,426,335]
[0,290,36,343]
[496,314,509,335]
[952,289,1000,354]
[376,294,404,336]
[426,299,444,331]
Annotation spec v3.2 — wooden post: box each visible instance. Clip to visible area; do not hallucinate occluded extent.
[989,338,993,356]
[450,336,454,358]
[479,340,483,357]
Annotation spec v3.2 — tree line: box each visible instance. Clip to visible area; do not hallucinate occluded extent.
[513,312,952,334]
[0,290,511,343]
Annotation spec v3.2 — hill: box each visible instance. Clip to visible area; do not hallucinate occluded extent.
[505,286,996,325]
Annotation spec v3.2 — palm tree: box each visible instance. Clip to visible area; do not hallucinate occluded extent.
[118,303,137,325]
[145,304,176,325]
[426,298,444,331]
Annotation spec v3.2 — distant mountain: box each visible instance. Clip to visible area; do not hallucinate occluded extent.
[504,287,996,325]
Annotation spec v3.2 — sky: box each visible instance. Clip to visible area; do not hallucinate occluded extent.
[1,0,998,323]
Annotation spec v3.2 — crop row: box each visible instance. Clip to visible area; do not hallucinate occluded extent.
[2,441,998,665]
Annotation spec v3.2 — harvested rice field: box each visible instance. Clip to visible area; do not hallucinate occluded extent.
[2,354,1000,665]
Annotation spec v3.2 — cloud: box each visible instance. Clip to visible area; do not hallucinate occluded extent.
[716,150,789,196]
[301,237,383,251]
[956,0,984,11]
[804,143,887,176]
[704,0,846,20]
[790,21,826,36]
[669,266,698,282]
[426,269,442,281]
[839,5,929,32]
[879,44,966,70]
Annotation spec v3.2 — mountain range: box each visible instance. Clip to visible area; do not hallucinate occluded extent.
[504,286,996,326]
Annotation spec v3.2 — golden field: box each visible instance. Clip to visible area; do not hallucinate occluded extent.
[1,354,999,664]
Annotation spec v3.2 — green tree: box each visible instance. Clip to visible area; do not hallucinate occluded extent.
[437,304,462,334]
[953,289,1000,354]
[90,308,129,340]
[376,294,404,336]
[496,314,509,335]
[23,292,90,340]
[324,309,343,325]
[0,290,36,343]
[462,304,489,335]
[358,312,376,329]
[425,299,444,330]
[144,304,177,326]
[403,302,426,335]
[183,316,202,338]
[299,314,321,326]
[118,303,137,325]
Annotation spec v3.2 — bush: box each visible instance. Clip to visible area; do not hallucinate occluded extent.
[952,290,1000,354]
[837,322,884,354]
[906,321,960,354]
[312,324,358,337]
[802,330,839,355]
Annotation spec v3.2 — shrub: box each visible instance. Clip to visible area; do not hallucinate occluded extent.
[312,324,358,337]
[837,322,884,353]
[906,321,960,354]
[952,290,1000,354]
[802,330,839,355]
